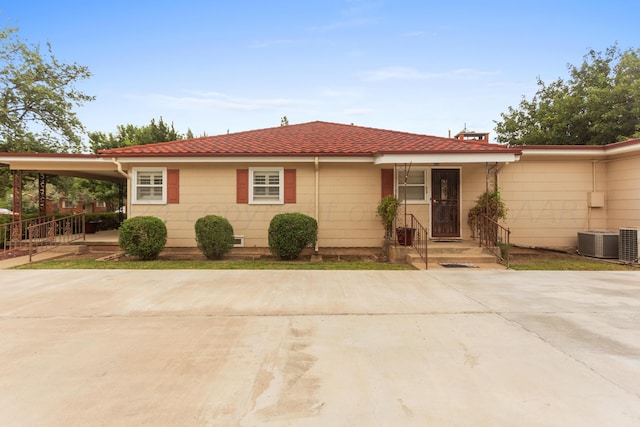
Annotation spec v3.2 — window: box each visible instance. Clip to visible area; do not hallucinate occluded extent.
[396,168,427,202]
[62,200,75,209]
[249,167,283,204]
[95,201,106,208]
[133,167,166,204]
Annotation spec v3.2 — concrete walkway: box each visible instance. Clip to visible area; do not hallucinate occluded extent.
[0,270,638,426]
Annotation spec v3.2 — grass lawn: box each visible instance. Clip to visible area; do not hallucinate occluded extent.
[14,258,415,270]
[508,253,638,271]
[10,248,639,271]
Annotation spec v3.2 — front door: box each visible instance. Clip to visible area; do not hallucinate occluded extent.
[431,169,460,238]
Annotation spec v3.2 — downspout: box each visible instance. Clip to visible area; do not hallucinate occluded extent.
[588,160,597,230]
[314,157,319,252]
[112,158,129,179]
[111,158,130,216]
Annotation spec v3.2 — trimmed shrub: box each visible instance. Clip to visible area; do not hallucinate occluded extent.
[268,213,318,260]
[118,216,167,260]
[194,215,235,260]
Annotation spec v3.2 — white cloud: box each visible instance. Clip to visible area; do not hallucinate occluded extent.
[451,68,501,78]
[308,17,376,32]
[360,66,500,82]
[342,107,374,115]
[360,66,439,81]
[249,38,301,49]
[130,91,312,112]
[401,31,425,38]
[321,87,363,98]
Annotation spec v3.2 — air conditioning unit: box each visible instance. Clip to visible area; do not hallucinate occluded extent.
[577,231,619,259]
[619,228,639,263]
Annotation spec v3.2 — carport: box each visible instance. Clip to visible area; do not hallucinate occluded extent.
[0,153,126,251]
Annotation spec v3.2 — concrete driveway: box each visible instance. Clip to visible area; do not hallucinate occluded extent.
[0,269,638,426]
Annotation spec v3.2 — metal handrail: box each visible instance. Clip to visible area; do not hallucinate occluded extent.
[394,214,428,269]
[26,214,86,261]
[476,213,510,268]
[2,216,52,252]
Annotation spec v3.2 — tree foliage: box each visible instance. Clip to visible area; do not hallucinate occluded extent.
[0,26,93,153]
[495,44,640,145]
[88,117,183,153]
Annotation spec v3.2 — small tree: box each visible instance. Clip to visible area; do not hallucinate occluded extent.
[268,213,317,260]
[194,215,235,260]
[468,191,507,243]
[118,216,167,260]
[376,195,400,240]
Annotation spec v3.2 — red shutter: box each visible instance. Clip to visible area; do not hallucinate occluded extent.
[237,169,249,203]
[284,169,296,203]
[381,169,394,198]
[167,169,179,203]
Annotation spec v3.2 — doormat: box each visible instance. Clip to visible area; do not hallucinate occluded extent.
[439,262,478,268]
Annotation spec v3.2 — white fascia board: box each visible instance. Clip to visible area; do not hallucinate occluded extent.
[110,156,373,164]
[0,155,97,164]
[374,153,520,165]
[520,142,640,159]
[520,148,605,158]
[604,143,640,157]
[0,156,115,170]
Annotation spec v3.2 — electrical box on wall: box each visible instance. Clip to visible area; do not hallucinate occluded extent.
[588,192,605,208]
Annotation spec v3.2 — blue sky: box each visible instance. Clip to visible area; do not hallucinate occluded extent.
[1,0,638,142]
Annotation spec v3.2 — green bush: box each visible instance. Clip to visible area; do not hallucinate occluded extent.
[118,216,167,260]
[84,212,122,230]
[467,190,507,228]
[268,213,318,260]
[194,215,235,260]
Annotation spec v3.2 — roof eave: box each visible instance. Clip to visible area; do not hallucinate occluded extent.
[374,152,521,165]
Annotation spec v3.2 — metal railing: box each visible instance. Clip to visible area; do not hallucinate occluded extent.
[475,214,510,268]
[394,214,429,269]
[2,216,52,252]
[27,214,86,261]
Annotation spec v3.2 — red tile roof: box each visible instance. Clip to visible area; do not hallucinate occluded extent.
[98,121,521,157]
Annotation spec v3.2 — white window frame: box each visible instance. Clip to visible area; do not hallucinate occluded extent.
[95,201,106,208]
[396,167,428,204]
[132,167,167,204]
[62,200,75,209]
[249,167,284,205]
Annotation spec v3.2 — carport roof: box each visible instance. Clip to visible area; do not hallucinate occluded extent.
[0,153,125,182]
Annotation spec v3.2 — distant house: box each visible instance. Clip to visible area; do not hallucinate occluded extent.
[56,199,107,215]
[1,121,639,250]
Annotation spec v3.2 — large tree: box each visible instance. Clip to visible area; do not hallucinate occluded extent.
[88,117,184,153]
[0,26,93,153]
[495,45,640,146]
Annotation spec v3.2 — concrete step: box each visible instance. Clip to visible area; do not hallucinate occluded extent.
[406,246,505,269]
[407,252,498,264]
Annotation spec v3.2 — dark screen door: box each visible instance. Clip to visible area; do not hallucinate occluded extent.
[431,169,460,238]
